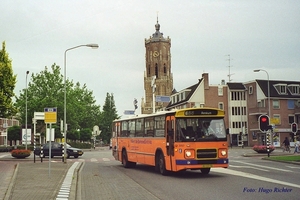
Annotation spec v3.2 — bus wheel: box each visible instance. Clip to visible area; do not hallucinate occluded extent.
[158,153,168,175]
[122,150,130,168]
[122,150,136,168]
[200,168,210,175]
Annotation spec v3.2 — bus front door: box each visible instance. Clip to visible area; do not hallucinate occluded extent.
[166,116,175,171]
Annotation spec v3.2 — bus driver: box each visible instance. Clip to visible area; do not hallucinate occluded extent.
[202,121,215,136]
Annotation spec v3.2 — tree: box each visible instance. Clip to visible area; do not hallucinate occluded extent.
[8,125,21,145]
[80,128,92,142]
[99,93,119,144]
[0,42,17,118]
[14,64,102,141]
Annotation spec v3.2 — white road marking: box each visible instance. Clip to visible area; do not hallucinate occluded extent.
[102,158,110,161]
[56,162,79,200]
[229,165,269,172]
[212,168,300,189]
[0,154,9,158]
[91,158,97,162]
[286,166,300,169]
[231,160,293,172]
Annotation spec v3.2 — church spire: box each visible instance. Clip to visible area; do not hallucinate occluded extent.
[155,13,160,32]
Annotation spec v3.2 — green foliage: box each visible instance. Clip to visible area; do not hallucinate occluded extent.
[99,93,119,144]
[0,41,17,118]
[67,141,91,149]
[80,128,92,142]
[14,64,102,140]
[265,155,300,162]
[8,125,21,144]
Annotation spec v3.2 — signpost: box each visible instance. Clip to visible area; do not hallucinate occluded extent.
[155,95,170,103]
[44,107,57,177]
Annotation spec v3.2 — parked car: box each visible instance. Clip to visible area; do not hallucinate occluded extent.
[34,142,83,158]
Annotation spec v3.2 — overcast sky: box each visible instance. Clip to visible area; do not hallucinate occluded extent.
[1,0,299,117]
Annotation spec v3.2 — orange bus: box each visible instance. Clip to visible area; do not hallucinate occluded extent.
[111,107,228,175]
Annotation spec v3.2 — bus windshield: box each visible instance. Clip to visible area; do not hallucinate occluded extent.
[175,117,226,142]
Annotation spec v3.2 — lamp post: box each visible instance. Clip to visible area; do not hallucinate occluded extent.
[63,44,99,163]
[254,69,271,149]
[253,69,270,117]
[25,71,29,150]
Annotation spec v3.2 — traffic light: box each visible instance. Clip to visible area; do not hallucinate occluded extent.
[291,122,298,133]
[258,115,270,132]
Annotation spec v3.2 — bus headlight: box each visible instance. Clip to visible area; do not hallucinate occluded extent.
[184,150,195,159]
[218,149,227,157]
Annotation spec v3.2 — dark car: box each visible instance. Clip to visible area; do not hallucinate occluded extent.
[34,142,83,158]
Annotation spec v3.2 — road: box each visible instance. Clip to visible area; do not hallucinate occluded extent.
[70,148,299,200]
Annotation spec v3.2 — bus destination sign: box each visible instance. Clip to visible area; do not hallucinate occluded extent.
[184,109,218,116]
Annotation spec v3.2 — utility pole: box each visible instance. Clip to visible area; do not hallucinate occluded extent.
[226,54,234,82]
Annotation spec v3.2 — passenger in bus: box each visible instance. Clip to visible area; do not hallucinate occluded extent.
[202,121,215,136]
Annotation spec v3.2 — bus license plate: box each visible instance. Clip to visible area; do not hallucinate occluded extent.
[202,164,212,168]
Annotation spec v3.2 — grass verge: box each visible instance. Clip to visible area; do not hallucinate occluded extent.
[264,155,300,162]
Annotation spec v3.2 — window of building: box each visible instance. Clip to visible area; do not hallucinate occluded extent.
[148,65,150,75]
[273,100,280,109]
[231,91,245,100]
[163,63,166,74]
[288,115,295,124]
[218,86,223,96]
[287,100,295,109]
[287,84,300,95]
[181,92,184,100]
[155,63,158,78]
[249,86,253,95]
[218,102,224,110]
[252,132,257,140]
[274,84,287,94]
[273,115,281,125]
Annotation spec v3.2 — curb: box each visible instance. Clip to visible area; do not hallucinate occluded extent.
[69,162,83,200]
[4,163,19,200]
[75,162,85,200]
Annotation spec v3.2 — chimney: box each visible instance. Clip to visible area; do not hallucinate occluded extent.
[202,73,209,90]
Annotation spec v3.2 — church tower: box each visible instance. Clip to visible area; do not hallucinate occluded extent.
[142,18,173,114]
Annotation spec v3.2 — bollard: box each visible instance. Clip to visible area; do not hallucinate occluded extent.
[62,146,64,162]
[40,145,43,162]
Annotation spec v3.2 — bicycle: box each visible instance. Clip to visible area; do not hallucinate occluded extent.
[282,145,291,153]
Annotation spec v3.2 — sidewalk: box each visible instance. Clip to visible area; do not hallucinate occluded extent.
[0,148,102,200]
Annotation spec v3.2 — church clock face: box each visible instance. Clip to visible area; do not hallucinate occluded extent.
[153,51,159,57]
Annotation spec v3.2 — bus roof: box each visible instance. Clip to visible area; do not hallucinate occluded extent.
[114,107,224,122]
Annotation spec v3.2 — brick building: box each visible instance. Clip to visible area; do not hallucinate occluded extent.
[164,73,300,147]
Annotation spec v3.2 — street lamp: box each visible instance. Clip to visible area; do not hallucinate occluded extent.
[253,69,270,117]
[254,69,271,149]
[63,44,99,163]
[25,71,29,150]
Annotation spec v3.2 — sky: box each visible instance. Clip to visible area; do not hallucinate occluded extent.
[1,0,300,117]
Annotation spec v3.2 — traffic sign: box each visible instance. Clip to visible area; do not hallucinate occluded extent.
[124,110,135,115]
[155,96,170,102]
[44,107,57,123]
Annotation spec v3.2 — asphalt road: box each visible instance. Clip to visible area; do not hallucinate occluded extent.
[75,148,300,200]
